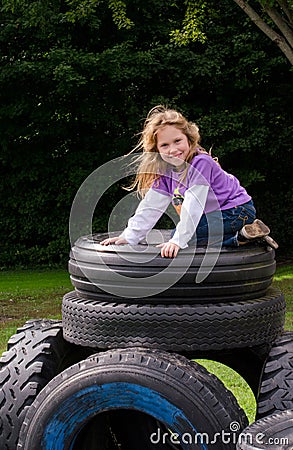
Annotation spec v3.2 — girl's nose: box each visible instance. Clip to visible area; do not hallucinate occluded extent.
[169,145,178,155]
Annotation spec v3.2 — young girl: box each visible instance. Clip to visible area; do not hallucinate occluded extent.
[101,106,277,257]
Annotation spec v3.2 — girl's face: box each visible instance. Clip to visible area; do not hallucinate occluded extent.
[156,125,190,168]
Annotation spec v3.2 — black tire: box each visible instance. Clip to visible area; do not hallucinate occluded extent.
[237,409,293,449]
[62,288,285,352]
[0,319,92,450]
[69,231,276,303]
[256,332,293,419]
[18,348,248,450]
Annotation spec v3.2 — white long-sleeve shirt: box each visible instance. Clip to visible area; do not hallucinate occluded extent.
[120,184,209,249]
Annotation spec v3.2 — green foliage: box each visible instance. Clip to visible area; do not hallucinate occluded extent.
[64,0,102,23]
[108,0,134,29]
[259,0,293,9]
[169,0,208,46]
[0,0,292,267]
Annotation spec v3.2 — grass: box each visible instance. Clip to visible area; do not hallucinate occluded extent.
[273,264,293,330]
[0,269,72,347]
[196,359,257,423]
[0,264,292,424]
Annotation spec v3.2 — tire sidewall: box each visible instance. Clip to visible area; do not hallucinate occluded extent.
[69,232,275,303]
[18,350,247,450]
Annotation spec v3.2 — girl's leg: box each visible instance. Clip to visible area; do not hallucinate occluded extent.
[222,201,256,237]
[189,201,256,248]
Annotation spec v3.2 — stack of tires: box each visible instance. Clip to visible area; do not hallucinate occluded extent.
[1,231,292,449]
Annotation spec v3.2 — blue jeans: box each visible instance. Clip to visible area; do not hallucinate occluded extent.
[186,200,256,248]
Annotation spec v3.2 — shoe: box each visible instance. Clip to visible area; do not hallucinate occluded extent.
[263,235,279,250]
[239,219,279,250]
[240,219,270,240]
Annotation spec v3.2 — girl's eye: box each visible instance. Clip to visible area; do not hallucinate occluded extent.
[175,139,182,143]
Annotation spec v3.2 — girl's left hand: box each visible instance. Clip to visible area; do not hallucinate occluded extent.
[156,241,180,258]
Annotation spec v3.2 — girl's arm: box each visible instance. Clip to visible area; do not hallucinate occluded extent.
[101,189,171,246]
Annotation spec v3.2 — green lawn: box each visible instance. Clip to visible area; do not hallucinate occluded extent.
[0,264,292,424]
[273,264,293,331]
[0,269,72,347]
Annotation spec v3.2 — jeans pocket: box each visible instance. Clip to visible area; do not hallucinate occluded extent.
[230,203,256,234]
[243,202,256,220]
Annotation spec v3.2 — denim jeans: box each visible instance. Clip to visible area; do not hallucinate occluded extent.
[187,200,256,248]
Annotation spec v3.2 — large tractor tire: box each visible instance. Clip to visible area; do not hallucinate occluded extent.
[18,348,248,450]
[62,288,285,352]
[0,319,91,450]
[257,332,293,419]
[69,231,276,303]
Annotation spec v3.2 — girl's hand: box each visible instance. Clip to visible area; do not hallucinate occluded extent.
[156,241,180,258]
[100,236,128,245]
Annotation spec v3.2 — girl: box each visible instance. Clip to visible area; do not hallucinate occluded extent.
[101,106,277,257]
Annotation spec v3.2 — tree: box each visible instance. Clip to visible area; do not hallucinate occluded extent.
[0,0,291,266]
[167,0,293,65]
[233,0,293,65]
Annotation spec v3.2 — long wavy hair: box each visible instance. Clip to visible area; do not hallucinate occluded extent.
[126,105,207,197]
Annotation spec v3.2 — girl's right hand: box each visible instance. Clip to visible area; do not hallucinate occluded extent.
[100,236,128,246]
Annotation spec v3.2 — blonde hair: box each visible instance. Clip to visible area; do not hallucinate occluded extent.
[126,105,206,197]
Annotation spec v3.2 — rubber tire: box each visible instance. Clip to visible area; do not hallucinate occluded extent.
[237,409,293,449]
[17,348,248,450]
[62,288,286,352]
[0,319,92,450]
[256,332,293,419]
[69,231,276,303]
